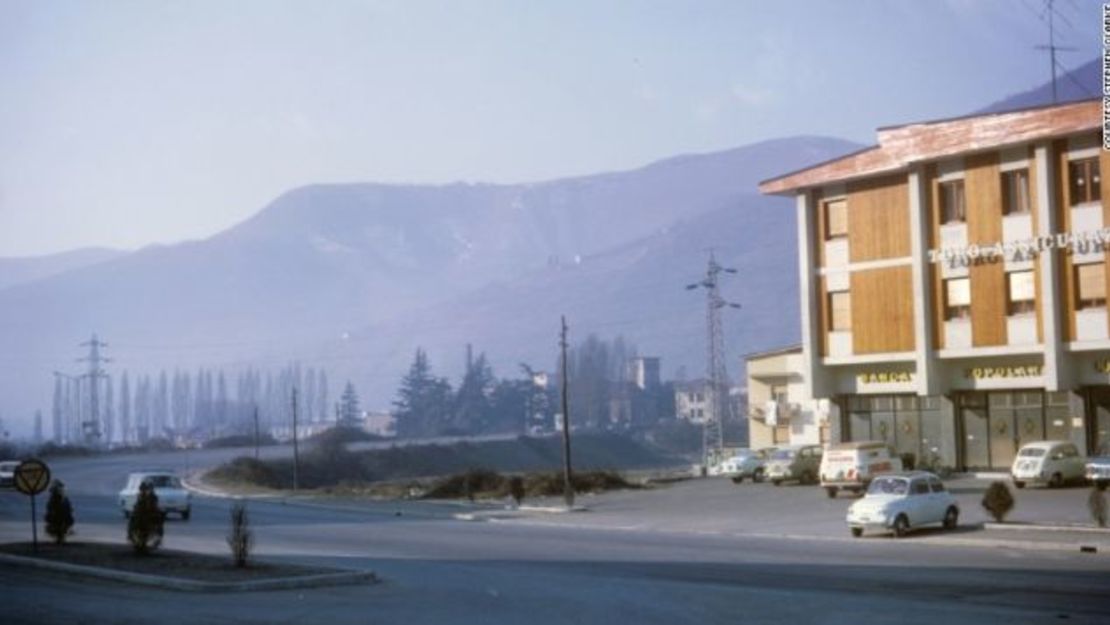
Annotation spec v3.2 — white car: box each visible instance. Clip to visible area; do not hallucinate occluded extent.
[821,440,903,498]
[1011,440,1085,489]
[119,472,192,520]
[846,472,959,538]
[0,460,19,489]
[721,448,773,483]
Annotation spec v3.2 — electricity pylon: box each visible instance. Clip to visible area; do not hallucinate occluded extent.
[686,252,741,472]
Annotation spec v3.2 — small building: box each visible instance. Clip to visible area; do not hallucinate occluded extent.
[674,379,712,424]
[746,345,825,448]
[628,357,661,390]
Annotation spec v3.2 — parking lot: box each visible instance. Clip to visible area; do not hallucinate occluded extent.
[487,473,1109,542]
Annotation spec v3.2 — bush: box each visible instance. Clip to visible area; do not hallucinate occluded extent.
[227,501,253,568]
[981,481,1015,522]
[127,481,164,554]
[424,469,506,499]
[207,457,285,489]
[44,480,75,545]
[1089,487,1108,528]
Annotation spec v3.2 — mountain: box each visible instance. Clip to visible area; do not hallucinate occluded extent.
[977,57,1099,114]
[0,136,860,435]
[0,247,126,292]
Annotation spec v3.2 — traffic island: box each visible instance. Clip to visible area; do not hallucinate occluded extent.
[0,542,377,592]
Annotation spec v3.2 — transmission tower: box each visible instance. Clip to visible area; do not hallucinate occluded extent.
[77,334,110,446]
[686,252,741,471]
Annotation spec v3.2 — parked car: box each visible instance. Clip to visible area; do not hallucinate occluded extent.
[722,448,774,483]
[0,460,19,488]
[765,445,823,485]
[1011,440,1085,488]
[1086,443,1110,489]
[820,440,903,498]
[846,471,959,538]
[119,471,192,520]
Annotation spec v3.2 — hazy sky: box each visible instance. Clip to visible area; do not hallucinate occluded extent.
[0,0,1103,257]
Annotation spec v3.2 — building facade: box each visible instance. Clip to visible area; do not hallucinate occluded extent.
[759,99,1108,471]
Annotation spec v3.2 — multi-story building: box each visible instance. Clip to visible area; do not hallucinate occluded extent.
[758,99,1107,471]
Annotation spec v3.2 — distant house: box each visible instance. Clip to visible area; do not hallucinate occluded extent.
[363,411,396,437]
[674,379,712,424]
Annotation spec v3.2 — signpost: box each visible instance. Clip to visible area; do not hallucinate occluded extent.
[13,459,51,552]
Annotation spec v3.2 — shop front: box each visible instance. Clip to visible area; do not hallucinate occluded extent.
[954,390,1071,471]
[841,394,943,468]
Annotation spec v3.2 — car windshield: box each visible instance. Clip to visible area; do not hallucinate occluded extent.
[867,477,908,495]
[1019,448,1046,458]
[145,475,181,488]
[772,449,795,460]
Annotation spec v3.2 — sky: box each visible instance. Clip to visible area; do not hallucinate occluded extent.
[0,0,1104,257]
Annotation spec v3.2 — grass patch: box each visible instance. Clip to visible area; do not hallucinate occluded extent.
[0,542,336,583]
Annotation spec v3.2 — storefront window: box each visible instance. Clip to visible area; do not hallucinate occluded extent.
[844,394,937,463]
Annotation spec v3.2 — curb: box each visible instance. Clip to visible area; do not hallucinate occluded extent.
[0,552,378,593]
[983,522,1110,535]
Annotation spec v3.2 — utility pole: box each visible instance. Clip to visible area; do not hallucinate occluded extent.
[77,334,110,447]
[559,316,575,509]
[291,388,300,492]
[253,405,260,461]
[686,252,741,474]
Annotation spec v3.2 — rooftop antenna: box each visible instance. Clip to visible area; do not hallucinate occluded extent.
[1033,0,1078,103]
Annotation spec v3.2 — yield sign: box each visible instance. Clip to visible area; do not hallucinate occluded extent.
[14,459,50,496]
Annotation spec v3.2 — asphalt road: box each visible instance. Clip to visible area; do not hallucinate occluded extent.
[2,449,1109,624]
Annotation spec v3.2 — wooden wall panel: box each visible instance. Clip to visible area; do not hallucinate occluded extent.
[1029,146,1044,343]
[813,190,827,268]
[847,175,910,262]
[965,152,1007,347]
[927,165,946,350]
[1058,140,1076,341]
[850,266,915,354]
[817,276,829,357]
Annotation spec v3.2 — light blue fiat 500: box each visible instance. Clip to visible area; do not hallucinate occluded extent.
[846,472,959,538]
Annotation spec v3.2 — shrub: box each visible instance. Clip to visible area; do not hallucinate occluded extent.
[44,480,75,545]
[981,481,1015,522]
[1089,487,1108,528]
[227,501,253,568]
[127,481,164,554]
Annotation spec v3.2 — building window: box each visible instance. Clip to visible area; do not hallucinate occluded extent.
[1002,169,1030,215]
[1069,158,1101,206]
[829,290,851,331]
[940,180,966,224]
[1007,271,1035,315]
[944,278,971,320]
[824,198,847,240]
[1077,263,1107,309]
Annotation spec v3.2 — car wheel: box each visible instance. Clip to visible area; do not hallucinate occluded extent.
[825,487,838,499]
[731,475,743,484]
[943,506,959,530]
[800,471,815,485]
[1049,473,1063,489]
[181,509,191,521]
[772,479,782,486]
[892,515,910,538]
[753,469,765,483]
[850,527,863,538]
[1098,481,1108,492]
[1013,481,1025,489]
